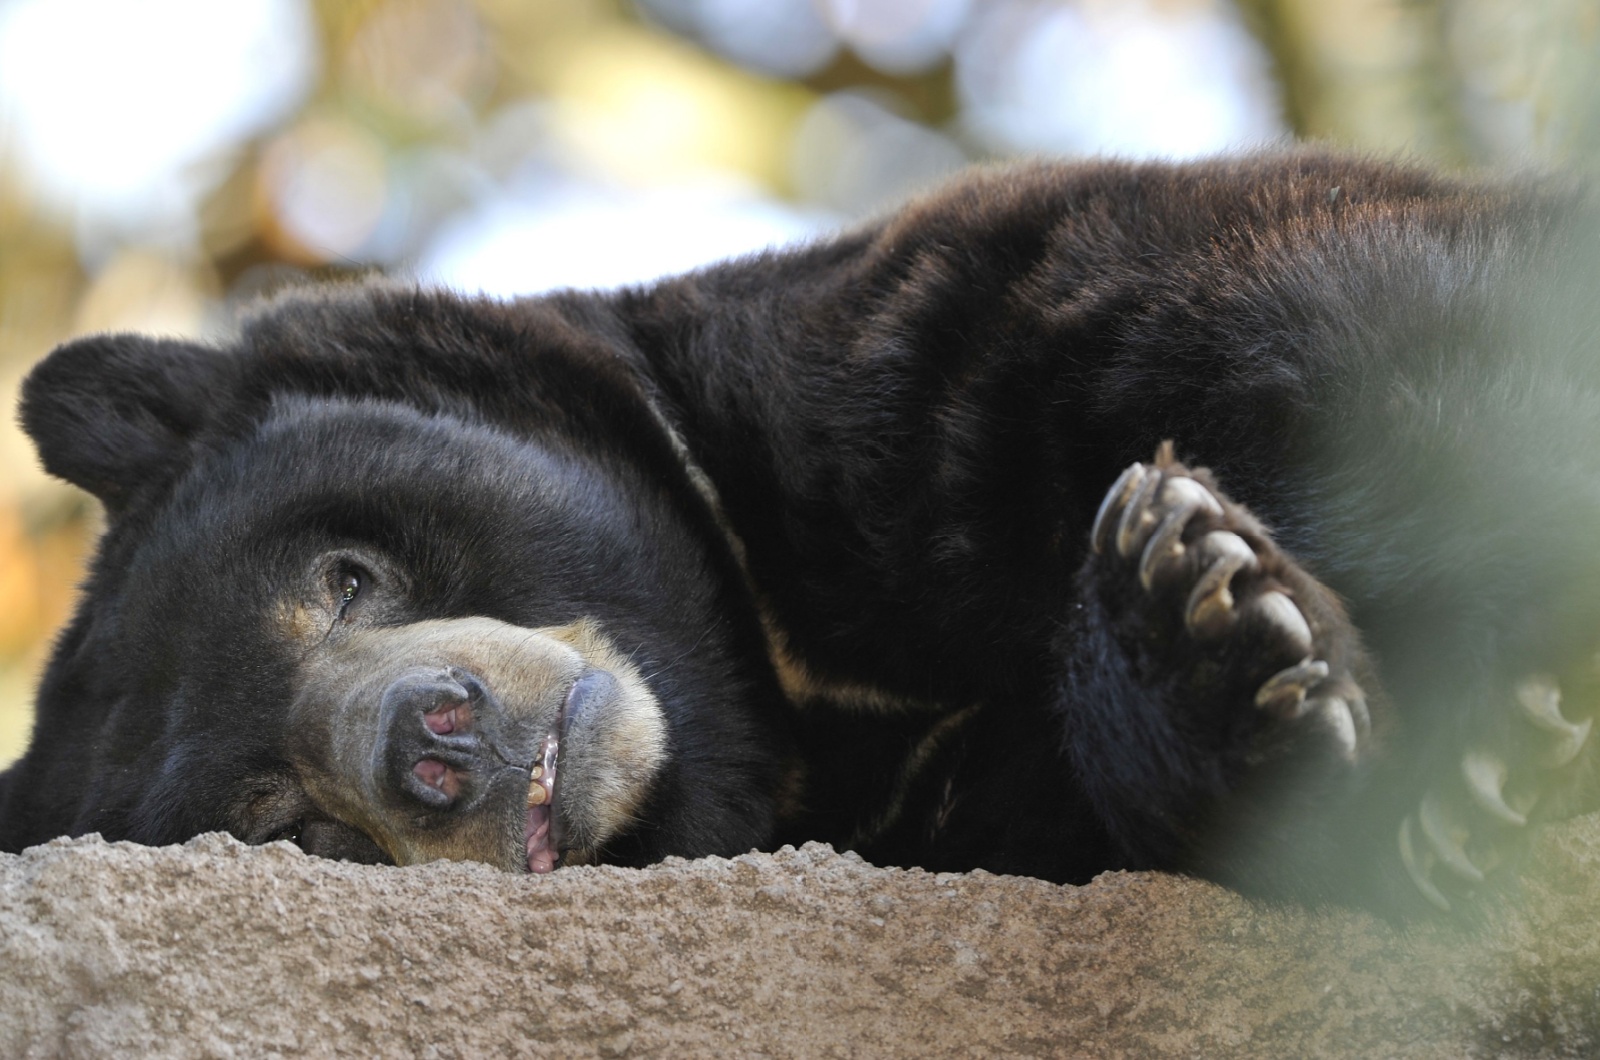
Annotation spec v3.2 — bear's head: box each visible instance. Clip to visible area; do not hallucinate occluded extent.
[4,286,787,872]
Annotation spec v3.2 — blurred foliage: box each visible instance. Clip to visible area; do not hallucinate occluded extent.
[0,0,1596,767]
[1238,0,1600,164]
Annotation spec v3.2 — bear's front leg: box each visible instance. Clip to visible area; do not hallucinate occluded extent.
[1056,443,1384,901]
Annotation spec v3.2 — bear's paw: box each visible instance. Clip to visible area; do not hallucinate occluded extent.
[1399,673,1595,910]
[1090,442,1370,763]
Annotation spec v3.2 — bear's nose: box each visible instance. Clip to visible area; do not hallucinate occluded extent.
[375,668,503,811]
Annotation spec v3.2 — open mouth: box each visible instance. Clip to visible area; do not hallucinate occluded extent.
[524,668,615,873]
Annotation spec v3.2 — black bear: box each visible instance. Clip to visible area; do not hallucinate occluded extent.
[4,152,1597,915]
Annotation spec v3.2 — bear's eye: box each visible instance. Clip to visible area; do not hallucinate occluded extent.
[334,569,363,615]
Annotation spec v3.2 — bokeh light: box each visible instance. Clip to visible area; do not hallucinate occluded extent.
[0,0,315,245]
[640,0,840,79]
[261,117,393,262]
[820,0,973,75]
[423,175,830,295]
[955,0,1282,156]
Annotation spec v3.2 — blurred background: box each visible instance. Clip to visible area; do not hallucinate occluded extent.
[0,0,1596,765]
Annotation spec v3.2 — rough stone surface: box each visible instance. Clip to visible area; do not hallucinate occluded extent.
[1,819,1598,1057]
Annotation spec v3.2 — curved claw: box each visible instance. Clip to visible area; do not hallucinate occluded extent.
[1460,750,1529,826]
[1398,815,1452,912]
[1418,790,1485,883]
[1545,717,1592,769]
[1347,693,1372,745]
[1184,531,1257,638]
[1114,469,1164,559]
[1092,462,1146,555]
[1137,478,1223,591]
[1245,590,1313,659]
[1514,676,1593,769]
[1313,696,1358,760]
[1254,658,1330,716]
[1515,675,1566,730]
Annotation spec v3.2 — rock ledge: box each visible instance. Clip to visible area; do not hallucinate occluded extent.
[3,823,1598,1057]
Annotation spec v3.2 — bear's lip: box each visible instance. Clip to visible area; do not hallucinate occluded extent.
[524,668,611,873]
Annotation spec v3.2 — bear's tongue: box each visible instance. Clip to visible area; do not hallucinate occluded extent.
[524,732,560,874]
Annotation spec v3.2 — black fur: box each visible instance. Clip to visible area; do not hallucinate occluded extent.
[7,153,1598,914]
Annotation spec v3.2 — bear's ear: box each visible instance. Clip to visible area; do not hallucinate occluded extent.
[19,333,240,514]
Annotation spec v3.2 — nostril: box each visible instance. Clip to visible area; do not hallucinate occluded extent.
[423,700,472,735]
[413,756,461,800]
[403,670,478,737]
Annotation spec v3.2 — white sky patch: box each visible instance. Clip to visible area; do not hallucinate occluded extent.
[0,0,315,230]
[420,178,836,297]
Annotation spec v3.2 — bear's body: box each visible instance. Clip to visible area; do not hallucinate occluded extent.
[6,153,1598,914]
